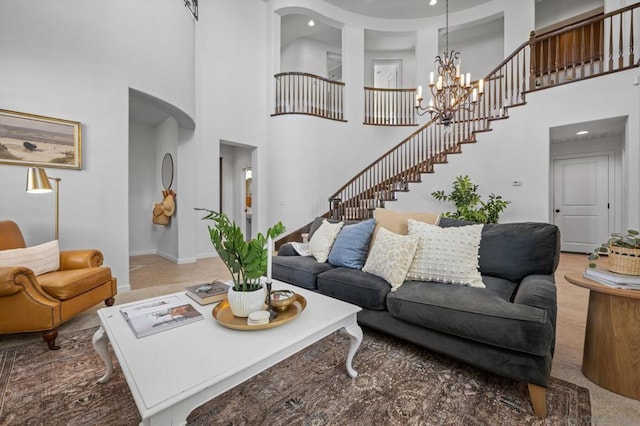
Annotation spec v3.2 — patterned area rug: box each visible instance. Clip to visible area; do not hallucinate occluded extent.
[0,327,590,425]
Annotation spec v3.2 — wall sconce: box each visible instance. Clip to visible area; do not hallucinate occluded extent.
[184,0,198,20]
[26,167,62,240]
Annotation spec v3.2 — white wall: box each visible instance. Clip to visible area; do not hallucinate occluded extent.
[155,117,179,261]
[447,17,504,81]
[536,0,603,31]
[364,50,416,87]
[129,122,156,255]
[195,0,268,259]
[281,38,341,77]
[0,0,195,291]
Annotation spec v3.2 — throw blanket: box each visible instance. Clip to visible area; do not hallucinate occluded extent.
[290,242,312,256]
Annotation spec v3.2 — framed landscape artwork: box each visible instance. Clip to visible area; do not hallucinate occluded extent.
[0,109,82,169]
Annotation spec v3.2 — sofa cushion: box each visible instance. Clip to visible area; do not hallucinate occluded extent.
[362,227,419,291]
[272,255,334,290]
[0,240,60,276]
[386,277,554,356]
[317,268,390,310]
[438,219,561,282]
[370,208,440,248]
[406,220,484,288]
[328,219,375,269]
[37,267,113,300]
[309,220,344,263]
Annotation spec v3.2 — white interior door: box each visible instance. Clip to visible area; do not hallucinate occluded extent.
[553,155,609,253]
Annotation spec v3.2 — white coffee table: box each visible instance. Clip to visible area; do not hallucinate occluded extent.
[92,282,363,425]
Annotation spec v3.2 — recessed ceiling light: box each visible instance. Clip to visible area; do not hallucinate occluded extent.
[308,19,315,27]
[576,130,589,135]
[429,0,438,5]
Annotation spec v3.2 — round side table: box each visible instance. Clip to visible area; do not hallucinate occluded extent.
[565,272,640,400]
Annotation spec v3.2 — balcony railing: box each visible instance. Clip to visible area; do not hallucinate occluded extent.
[529,3,638,90]
[272,72,345,122]
[363,87,418,126]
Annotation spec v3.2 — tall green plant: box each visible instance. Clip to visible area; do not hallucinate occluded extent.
[431,175,510,224]
[197,209,285,292]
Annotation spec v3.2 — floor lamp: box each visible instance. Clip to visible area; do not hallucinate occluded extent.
[26,167,62,240]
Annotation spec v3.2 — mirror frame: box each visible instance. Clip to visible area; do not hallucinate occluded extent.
[161,153,174,190]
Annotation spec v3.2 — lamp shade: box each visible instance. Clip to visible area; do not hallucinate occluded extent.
[26,167,53,193]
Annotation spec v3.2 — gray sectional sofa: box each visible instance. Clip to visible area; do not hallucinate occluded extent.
[273,217,560,417]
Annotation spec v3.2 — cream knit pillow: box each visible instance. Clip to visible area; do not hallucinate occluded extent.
[362,227,419,291]
[309,219,344,263]
[0,240,60,276]
[406,220,484,288]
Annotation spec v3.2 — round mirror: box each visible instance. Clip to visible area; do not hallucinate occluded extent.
[161,153,174,189]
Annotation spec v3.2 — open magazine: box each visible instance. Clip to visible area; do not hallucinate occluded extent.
[120,296,203,338]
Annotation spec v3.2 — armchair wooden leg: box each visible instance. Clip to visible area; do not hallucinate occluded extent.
[528,383,547,417]
[42,329,60,350]
[105,297,115,307]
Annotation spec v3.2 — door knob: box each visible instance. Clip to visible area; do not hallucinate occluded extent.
[555,209,560,213]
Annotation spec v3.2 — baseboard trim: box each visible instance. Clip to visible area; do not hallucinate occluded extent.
[118,283,132,293]
[129,249,157,256]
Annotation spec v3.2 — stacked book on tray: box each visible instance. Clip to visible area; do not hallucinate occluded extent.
[583,268,640,290]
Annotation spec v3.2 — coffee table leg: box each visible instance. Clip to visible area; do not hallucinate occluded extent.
[92,327,114,384]
[342,323,363,378]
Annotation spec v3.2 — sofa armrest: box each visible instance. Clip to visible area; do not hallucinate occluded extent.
[60,249,104,269]
[277,243,299,257]
[513,274,557,328]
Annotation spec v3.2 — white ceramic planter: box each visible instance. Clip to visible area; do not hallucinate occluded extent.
[227,285,266,317]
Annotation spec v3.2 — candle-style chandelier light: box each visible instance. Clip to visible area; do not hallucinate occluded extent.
[415,0,483,126]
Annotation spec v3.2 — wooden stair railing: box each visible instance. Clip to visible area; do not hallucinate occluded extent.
[272,72,346,122]
[327,3,639,221]
[529,3,639,90]
[364,87,418,126]
[270,4,640,244]
[328,45,527,220]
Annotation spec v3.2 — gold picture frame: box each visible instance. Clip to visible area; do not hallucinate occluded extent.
[0,109,82,169]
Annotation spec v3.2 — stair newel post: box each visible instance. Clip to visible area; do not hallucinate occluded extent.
[330,197,341,220]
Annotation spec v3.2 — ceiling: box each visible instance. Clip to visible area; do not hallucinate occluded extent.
[323,0,492,20]
[281,14,341,48]
[550,116,626,144]
[129,89,195,129]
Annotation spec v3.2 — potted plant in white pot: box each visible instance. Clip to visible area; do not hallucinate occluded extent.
[588,229,640,275]
[197,209,285,317]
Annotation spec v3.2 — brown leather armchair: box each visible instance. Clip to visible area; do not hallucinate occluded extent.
[0,220,117,349]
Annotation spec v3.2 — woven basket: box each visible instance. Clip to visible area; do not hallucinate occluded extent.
[608,246,640,276]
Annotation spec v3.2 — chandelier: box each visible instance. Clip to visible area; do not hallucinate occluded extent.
[415,0,483,125]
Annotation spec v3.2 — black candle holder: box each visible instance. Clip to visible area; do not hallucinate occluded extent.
[266,280,278,320]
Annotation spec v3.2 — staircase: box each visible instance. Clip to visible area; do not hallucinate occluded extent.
[328,4,639,221]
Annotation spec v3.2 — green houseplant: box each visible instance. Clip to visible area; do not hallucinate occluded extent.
[197,209,285,291]
[431,175,510,224]
[588,229,640,273]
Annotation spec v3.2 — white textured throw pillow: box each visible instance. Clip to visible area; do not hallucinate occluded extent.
[406,220,485,288]
[309,220,344,263]
[0,240,60,276]
[362,227,419,292]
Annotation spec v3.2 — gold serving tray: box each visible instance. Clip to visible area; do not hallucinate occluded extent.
[212,294,307,331]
